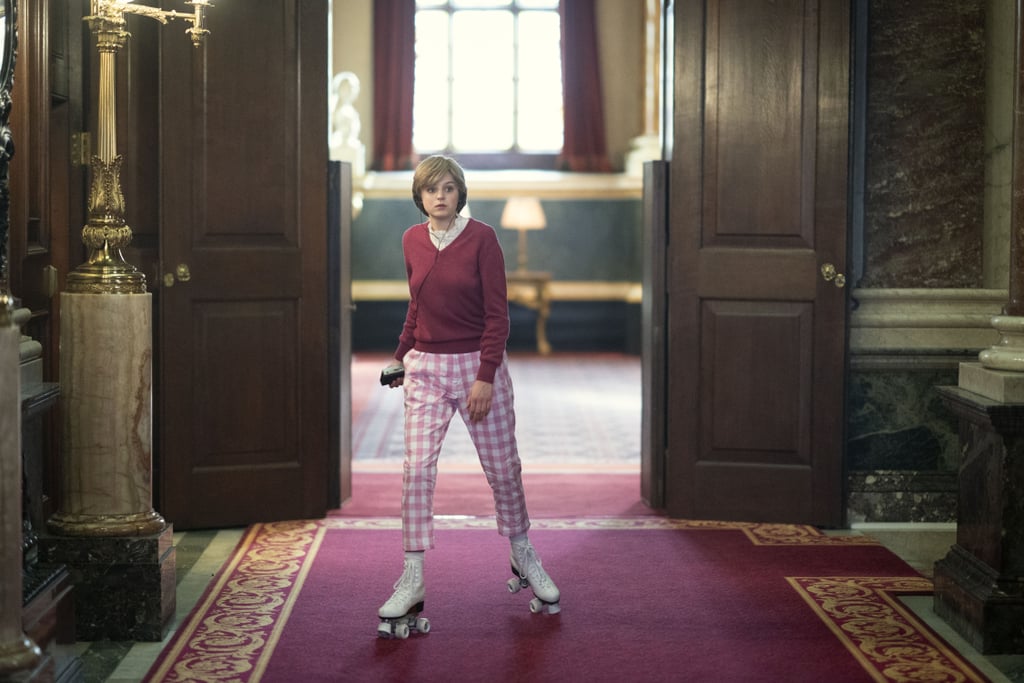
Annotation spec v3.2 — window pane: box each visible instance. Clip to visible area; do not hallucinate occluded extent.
[517,11,562,151]
[451,0,512,8]
[412,5,561,162]
[451,11,514,151]
[413,11,451,151]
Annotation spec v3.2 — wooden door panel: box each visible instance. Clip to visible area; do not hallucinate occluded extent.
[641,161,669,509]
[192,302,298,460]
[327,161,353,508]
[158,0,328,529]
[668,0,849,525]
[695,463,813,521]
[697,249,817,299]
[700,300,812,459]
[705,0,812,245]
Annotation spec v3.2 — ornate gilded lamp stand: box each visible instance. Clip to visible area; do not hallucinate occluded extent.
[44,0,211,641]
[69,1,208,292]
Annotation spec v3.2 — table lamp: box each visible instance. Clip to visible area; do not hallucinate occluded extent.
[500,197,546,272]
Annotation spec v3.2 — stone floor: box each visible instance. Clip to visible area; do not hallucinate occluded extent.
[850,523,1024,682]
[70,528,246,683]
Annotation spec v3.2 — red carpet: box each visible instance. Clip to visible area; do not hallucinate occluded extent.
[143,519,988,683]
[337,471,659,518]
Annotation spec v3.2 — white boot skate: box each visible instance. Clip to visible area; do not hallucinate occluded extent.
[508,540,561,614]
[377,557,430,639]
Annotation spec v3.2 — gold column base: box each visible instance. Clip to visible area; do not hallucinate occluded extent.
[65,244,146,295]
[47,510,167,538]
[0,635,42,676]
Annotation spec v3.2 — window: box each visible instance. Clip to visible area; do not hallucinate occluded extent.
[413,0,562,169]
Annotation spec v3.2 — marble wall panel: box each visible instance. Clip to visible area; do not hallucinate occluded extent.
[847,365,960,472]
[861,0,985,288]
[845,364,961,522]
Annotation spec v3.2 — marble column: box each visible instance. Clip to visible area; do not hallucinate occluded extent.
[42,292,175,641]
[933,0,1024,654]
[48,293,163,536]
[0,296,43,676]
[972,0,1024,376]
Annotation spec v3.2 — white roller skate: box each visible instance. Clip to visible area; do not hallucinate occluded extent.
[508,540,561,614]
[377,557,430,639]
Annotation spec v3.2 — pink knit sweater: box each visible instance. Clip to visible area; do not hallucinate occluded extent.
[394,218,510,383]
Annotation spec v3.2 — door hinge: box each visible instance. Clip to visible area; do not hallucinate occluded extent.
[71,132,91,167]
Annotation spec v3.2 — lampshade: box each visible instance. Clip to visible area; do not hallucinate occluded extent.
[500,197,546,231]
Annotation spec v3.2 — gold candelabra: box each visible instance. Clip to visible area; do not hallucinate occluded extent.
[67,0,211,294]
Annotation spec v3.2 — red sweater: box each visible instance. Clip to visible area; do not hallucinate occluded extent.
[394,218,510,383]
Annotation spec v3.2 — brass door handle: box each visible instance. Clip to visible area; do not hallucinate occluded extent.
[820,263,846,288]
[163,263,192,287]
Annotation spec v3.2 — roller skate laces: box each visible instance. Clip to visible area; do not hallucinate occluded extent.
[377,558,429,639]
[509,541,561,614]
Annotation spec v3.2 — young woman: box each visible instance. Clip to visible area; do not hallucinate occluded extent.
[377,155,559,638]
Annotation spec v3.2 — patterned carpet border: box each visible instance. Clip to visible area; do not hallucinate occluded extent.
[145,521,324,683]
[788,576,987,683]
[144,518,981,683]
[325,516,882,545]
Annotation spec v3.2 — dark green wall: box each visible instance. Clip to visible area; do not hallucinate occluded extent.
[352,198,643,281]
[351,196,644,353]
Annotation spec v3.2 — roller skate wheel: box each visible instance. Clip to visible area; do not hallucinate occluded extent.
[416,617,431,633]
[377,621,393,638]
[529,598,543,613]
[395,622,410,639]
[548,602,561,615]
[507,578,522,593]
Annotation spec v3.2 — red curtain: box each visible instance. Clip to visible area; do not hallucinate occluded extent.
[372,0,417,171]
[559,0,612,172]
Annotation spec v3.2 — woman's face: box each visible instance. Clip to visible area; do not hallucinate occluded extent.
[420,172,460,223]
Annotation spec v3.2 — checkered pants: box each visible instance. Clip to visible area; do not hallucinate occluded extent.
[401,349,530,551]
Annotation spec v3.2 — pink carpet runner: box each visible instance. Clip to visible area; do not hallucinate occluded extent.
[143,519,988,683]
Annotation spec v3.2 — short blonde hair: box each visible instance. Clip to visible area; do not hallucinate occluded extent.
[411,155,468,214]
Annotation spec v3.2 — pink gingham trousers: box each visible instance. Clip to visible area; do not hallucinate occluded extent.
[401,349,530,551]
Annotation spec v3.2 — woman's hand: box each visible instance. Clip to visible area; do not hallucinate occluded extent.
[467,380,493,422]
[381,360,405,388]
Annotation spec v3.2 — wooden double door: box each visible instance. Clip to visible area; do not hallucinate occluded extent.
[13,0,850,529]
[150,0,854,529]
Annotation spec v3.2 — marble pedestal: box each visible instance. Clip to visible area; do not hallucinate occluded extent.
[40,526,175,641]
[0,320,43,677]
[934,386,1024,654]
[49,292,165,536]
[45,292,175,641]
